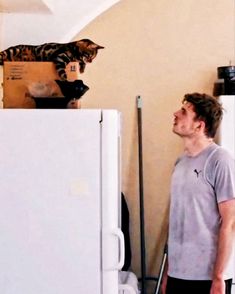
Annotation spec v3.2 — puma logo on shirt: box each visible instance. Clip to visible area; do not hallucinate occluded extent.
[194,169,202,177]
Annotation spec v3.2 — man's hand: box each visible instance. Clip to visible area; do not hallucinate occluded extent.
[210,278,225,294]
[161,274,168,294]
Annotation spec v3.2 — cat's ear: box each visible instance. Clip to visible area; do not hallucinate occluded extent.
[76,39,104,50]
[76,40,87,51]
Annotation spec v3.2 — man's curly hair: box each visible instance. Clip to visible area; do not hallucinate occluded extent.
[183,93,223,138]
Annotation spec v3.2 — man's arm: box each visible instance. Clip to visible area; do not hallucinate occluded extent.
[210,199,235,294]
[161,259,168,294]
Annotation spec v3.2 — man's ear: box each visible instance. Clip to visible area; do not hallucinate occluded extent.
[197,120,206,132]
[194,119,205,132]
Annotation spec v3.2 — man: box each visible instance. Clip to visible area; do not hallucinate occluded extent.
[162,93,235,294]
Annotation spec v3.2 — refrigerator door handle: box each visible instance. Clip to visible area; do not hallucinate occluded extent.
[103,228,125,270]
[111,228,125,270]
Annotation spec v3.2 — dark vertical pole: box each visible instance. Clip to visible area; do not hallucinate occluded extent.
[137,95,146,294]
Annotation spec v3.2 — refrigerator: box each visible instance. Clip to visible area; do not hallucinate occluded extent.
[219,96,235,294]
[0,109,128,294]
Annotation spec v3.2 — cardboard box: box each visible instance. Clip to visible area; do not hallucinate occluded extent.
[3,61,80,108]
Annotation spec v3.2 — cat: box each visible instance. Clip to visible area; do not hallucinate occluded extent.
[0,39,104,80]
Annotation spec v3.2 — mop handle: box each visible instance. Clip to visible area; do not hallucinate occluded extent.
[136,95,147,294]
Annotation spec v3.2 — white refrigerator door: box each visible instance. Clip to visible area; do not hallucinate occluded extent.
[0,109,120,294]
[101,111,124,294]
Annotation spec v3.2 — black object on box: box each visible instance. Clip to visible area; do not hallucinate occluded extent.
[217,66,235,79]
[55,80,89,99]
[32,80,90,109]
[215,66,235,95]
[32,97,73,109]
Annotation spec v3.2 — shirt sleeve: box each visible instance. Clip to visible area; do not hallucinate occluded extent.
[213,149,235,203]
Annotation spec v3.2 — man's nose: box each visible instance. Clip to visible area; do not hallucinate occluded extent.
[173,110,179,117]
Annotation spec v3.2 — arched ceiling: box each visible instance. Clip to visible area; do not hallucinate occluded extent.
[0,0,51,13]
[0,0,120,47]
[0,0,119,15]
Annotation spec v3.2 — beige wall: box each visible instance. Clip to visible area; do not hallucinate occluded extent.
[0,0,234,292]
[74,0,235,290]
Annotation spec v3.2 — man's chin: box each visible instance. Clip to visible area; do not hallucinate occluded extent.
[172,126,177,133]
[172,127,181,136]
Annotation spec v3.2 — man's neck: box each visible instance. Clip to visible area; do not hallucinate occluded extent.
[183,136,214,157]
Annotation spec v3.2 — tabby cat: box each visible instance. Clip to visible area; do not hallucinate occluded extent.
[0,39,104,80]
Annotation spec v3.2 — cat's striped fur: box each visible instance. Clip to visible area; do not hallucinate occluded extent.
[0,39,104,80]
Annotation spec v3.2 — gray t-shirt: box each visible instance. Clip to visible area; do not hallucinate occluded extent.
[168,143,235,280]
